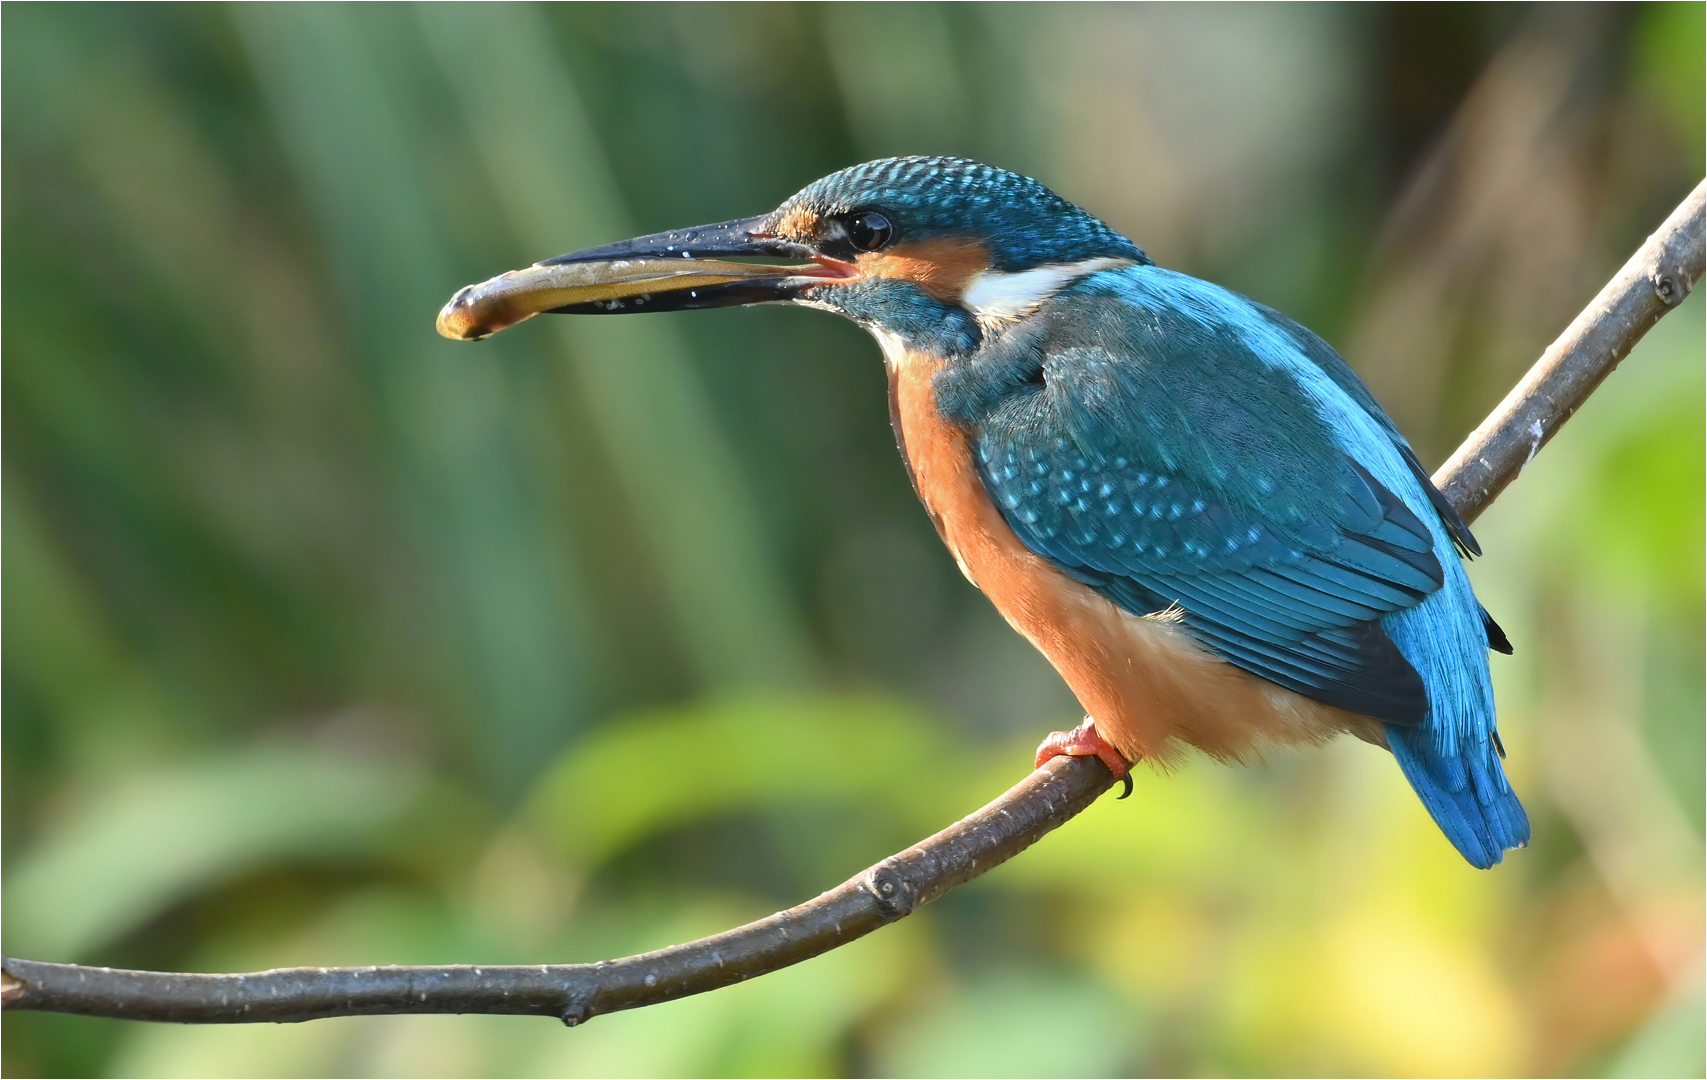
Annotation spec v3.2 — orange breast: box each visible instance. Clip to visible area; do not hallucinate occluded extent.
[888,350,1376,765]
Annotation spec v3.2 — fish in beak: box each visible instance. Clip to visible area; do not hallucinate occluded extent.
[435,215,847,340]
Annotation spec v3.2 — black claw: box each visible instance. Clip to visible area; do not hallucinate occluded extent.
[1117,775,1133,799]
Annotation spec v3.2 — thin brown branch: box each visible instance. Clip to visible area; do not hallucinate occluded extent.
[2,755,1109,1024]
[1435,178,1706,521]
[4,180,1702,1027]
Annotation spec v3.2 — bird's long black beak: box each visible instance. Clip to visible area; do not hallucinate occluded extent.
[437,215,845,341]
[536,215,808,265]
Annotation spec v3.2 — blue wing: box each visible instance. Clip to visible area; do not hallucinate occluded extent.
[1256,300,1483,559]
[933,266,1527,866]
[936,281,1444,727]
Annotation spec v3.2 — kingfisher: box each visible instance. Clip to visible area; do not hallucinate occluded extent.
[439,156,1529,869]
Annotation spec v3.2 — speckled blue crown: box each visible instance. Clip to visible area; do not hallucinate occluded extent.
[777,157,1148,272]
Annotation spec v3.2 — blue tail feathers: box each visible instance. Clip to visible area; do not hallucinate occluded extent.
[1386,723,1530,868]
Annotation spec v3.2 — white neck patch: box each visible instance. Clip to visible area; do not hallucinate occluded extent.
[868,325,913,369]
[961,257,1134,325]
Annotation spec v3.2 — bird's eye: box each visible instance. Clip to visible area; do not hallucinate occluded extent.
[845,212,893,252]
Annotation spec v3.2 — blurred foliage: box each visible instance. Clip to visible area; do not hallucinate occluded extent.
[2,4,1702,1077]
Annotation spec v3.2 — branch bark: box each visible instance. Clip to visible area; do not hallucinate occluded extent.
[1436,179,1706,522]
[4,179,1702,1027]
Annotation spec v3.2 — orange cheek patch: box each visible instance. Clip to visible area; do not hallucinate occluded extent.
[858,238,990,302]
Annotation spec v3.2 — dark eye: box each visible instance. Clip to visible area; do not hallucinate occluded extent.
[846,211,893,252]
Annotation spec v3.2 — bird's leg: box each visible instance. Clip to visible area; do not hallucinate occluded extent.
[1035,717,1134,798]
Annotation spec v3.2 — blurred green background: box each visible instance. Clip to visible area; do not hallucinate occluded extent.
[3,3,1702,1076]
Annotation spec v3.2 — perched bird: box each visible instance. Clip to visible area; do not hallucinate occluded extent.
[439,157,1528,868]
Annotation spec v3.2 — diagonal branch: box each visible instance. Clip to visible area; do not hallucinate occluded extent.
[1436,179,1706,522]
[4,179,1702,1028]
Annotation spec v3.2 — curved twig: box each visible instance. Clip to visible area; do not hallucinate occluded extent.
[1436,179,1706,520]
[4,179,1702,1027]
[2,755,1109,1024]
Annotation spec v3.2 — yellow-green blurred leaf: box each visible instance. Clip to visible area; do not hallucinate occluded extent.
[5,747,420,961]
[524,694,959,870]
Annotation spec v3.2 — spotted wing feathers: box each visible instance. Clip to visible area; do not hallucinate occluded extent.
[944,289,1446,727]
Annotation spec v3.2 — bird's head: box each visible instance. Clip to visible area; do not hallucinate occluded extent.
[438,157,1147,357]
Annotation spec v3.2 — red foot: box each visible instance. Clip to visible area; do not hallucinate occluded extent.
[1035,718,1133,796]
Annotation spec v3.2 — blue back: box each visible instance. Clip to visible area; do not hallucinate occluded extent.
[936,265,1529,867]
